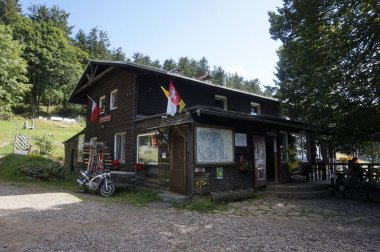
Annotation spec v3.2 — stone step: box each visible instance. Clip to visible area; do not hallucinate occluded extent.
[159,191,190,204]
[267,190,332,199]
[267,183,330,192]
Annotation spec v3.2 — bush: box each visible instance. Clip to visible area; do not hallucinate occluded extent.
[33,135,54,155]
[0,154,65,181]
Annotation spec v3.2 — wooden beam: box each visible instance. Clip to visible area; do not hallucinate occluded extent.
[75,66,115,95]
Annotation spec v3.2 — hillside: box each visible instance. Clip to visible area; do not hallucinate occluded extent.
[0,118,84,159]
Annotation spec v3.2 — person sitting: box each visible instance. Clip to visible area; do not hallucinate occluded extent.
[347,157,363,187]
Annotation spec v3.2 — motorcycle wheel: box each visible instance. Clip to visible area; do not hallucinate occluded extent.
[100,183,115,197]
[78,184,88,193]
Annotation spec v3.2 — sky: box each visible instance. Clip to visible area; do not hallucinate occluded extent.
[19,0,283,87]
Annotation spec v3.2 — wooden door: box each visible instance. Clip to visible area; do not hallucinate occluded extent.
[253,135,267,187]
[170,132,187,194]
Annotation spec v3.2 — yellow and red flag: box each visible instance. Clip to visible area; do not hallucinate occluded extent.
[161,80,186,116]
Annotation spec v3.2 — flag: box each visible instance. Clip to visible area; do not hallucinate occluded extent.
[161,80,186,116]
[88,96,101,122]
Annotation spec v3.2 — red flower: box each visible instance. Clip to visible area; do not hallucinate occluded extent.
[135,163,144,172]
[111,160,120,166]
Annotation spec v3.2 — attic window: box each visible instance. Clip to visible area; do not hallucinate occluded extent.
[250,102,260,115]
[99,95,106,114]
[110,89,117,110]
[215,95,227,110]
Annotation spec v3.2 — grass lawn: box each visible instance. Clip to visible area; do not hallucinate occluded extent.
[0,117,84,159]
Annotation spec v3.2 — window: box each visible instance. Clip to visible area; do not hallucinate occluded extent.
[250,102,261,115]
[99,95,106,114]
[110,89,117,110]
[215,95,227,110]
[290,133,308,162]
[137,133,158,164]
[279,131,288,162]
[114,132,126,163]
[77,134,85,162]
[90,137,97,143]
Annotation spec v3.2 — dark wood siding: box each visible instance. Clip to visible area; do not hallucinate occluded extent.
[194,166,253,192]
[64,136,82,172]
[136,74,280,117]
[85,69,136,171]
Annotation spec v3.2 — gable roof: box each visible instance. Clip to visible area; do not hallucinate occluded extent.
[69,60,278,104]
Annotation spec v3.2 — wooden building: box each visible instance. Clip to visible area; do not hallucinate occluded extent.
[65,60,322,196]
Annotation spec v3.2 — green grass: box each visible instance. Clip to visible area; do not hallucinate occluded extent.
[0,117,83,158]
[110,189,161,206]
[0,154,78,191]
[178,196,229,213]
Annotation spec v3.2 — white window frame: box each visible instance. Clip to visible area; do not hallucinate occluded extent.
[291,133,309,162]
[99,95,106,114]
[137,132,159,165]
[114,132,126,163]
[110,89,118,110]
[215,95,227,110]
[250,102,261,115]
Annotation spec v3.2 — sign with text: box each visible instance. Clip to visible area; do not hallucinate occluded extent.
[99,114,112,124]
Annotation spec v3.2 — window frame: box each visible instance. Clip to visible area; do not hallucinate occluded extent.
[99,95,106,114]
[114,132,126,163]
[250,102,261,115]
[215,95,227,110]
[137,132,159,165]
[110,89,118,110]
[290,133,309,162]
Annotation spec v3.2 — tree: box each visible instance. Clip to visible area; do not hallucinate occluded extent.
[27,4,73,36]
[0,0,21,25]
[163,59,177,72]
[210,66,225,86]
[111,47,126,61]
[269,0,380,144]
[0,24,29,117]
[13,15,82,113]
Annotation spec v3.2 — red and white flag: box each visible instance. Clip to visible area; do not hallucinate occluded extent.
[88,96,101,122]
[166,80,181,116]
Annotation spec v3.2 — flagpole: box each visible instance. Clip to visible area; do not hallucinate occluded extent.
[87,95,95,104]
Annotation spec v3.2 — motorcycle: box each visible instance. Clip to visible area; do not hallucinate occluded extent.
[77,167,115,197]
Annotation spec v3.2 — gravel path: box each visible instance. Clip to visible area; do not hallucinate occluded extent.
[0,182,379,252]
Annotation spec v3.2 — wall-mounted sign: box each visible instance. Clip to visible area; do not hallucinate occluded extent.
[235,133,247,147]
[99,114,112,124]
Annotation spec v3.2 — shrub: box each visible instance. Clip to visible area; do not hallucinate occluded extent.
[33,135,54,156]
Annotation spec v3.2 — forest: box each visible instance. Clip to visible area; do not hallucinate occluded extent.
[0,0,274,119]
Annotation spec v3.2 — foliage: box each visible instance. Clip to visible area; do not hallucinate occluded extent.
[0,0,21,25]
[0,117,84,158]
[112,189,160,206]
[0,24,30,118]
[269,0,380,144]
[0,153,64,182]
[33,134,54,155]
[179,196,228,213]
[12,13,83,113]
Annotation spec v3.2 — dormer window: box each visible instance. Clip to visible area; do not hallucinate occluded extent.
[215,95,227,110]
[250,102,260,115]
[99,95,106,114]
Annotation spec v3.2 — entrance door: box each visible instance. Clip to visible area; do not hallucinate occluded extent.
[170,130,187,194]
[253,135,267,187]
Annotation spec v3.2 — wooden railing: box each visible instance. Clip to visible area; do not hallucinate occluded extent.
[313,160,380,186]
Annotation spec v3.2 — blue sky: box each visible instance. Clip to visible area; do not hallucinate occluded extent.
[19,0,283,87]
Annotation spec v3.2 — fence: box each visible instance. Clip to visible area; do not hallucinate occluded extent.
[312,159,380,186]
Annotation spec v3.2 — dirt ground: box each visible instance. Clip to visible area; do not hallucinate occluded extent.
[1,182,380,252]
